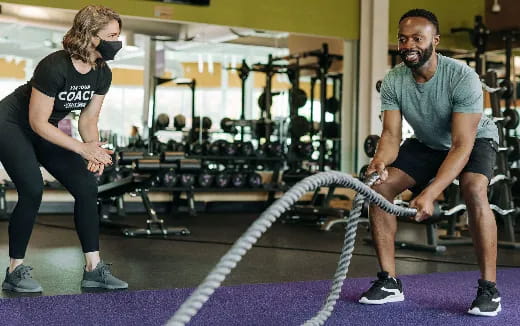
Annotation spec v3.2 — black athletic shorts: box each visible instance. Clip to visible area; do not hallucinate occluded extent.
[390,138,497,194]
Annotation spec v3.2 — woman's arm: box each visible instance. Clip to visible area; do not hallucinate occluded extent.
[79,94,112,174]
[28,88,112,165]
[78,94,105,143]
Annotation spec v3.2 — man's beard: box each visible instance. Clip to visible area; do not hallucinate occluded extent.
[399,43,434,69]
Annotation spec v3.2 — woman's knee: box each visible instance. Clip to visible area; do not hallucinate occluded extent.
[69,176,98,200]
[18,183,44,206]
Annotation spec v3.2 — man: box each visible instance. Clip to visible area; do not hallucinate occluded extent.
[358,9,500,317]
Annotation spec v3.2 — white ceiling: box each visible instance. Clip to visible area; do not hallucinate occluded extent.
[0,2,289,77]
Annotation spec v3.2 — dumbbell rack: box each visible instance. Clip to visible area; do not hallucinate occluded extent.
[153,155,286,216]
[486,70,520,249]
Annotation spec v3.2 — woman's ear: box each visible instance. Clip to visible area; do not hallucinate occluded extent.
[91,35,100,48]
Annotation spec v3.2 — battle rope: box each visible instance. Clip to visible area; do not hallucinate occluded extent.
[166,171,417,326]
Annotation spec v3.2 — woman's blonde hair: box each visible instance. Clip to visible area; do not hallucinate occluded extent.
[63,5,122,66]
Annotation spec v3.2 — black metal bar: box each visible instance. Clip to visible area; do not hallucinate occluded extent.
[504,32,513,110]
[239,60,249,141]
[310,76,317,136]
[318,43,329,171]
[191,80,196,127]
[148,78,158,154]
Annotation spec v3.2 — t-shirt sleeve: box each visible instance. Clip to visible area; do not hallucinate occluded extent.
[380,73,400,111]
[452,70,483,113]
[95,65,112,95]
[30,55,65,98]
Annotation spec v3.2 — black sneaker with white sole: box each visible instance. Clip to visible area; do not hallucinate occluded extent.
[468,279,501,317]
[359,271,404,304]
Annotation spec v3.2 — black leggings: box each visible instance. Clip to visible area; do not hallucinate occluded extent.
[0,120,99,259]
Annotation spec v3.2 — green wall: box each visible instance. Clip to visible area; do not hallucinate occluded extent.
[389,0,486,49]
[3,0,489,48]
[4,0,360,40]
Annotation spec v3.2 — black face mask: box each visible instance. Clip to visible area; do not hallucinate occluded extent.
[96,38,122,61]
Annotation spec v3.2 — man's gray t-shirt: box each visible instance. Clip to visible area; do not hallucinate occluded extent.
[380,54,498,150]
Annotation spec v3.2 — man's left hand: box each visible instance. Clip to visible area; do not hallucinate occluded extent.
[410,192,436,222]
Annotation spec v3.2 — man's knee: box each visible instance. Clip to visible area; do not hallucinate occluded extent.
[372,183,400,201]
[460,174,489,206]
[372,178,412,201]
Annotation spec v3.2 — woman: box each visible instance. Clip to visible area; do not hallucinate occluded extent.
[0,5,127,292]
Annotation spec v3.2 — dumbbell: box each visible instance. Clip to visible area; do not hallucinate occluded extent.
[133,158,161,171]
[254,119,275,139]
[499,79,514,100]
[289,88,308,109]
[150,136,168,153]
[364,135,380,158]
[175,143,186,152]
[215,172,231,188]
[375,80,382,93]
[198,171,214,188]
[288,116,311,138]
[130,138,146,151]
[237,141,254,156]
[248,172,262,188]
[325,97,340,114]
[173,114,186,131]
[148,174,162,187]
[264,142,283,156]
[162,169,179,187]
[155,113,170,130]
[190,141,208,156]
[193,116,212,130]
[510,168,520,194]
[231,172,247,187]
[358,164,369,179]
[220,117,238,134]
[208,140,225,156]
[323,122,340,139]
[167,139,177,151]
[292,141,313,158]
[493,109,520,130]
[180,174,196,187]
[255,146,266,158]
[223,142,238,156]
[497,137,520,161]
[165,140,185,152]
[119,151,145,165]
[179,159,202,171]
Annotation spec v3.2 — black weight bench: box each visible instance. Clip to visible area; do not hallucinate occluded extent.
[98,175,190,237]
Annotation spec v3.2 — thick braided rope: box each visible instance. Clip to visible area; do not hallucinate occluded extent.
[166,171,416,326]
[301,173,379,325]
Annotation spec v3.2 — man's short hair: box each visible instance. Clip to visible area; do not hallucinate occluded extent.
[399,9,439,35]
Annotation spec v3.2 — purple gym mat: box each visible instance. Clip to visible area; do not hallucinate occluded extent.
[1,269,517,326]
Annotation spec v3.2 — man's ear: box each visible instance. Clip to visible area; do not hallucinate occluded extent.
[433,34,440,48]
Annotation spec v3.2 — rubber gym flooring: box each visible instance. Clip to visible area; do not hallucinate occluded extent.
[0,211,518,298]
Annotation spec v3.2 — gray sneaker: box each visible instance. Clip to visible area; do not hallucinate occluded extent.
[81,261,128,289]
[2,265,43,293]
